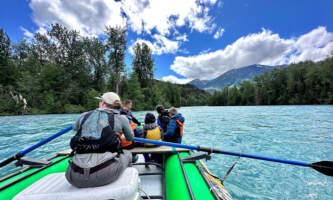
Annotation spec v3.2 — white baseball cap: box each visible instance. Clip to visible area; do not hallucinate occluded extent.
[95,92,120,105]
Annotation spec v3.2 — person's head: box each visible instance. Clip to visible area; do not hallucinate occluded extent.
[145,113,156,124]
[96,92,122,109]
[124,100,132,110]
[168,107,177,117]
[156,105,165,114]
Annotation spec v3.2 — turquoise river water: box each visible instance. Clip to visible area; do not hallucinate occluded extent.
[0,106,332,199]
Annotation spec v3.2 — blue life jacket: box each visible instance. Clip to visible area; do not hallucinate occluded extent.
[70,110,121,153]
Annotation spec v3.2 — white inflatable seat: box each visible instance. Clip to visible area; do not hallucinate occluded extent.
[13,167,140,200]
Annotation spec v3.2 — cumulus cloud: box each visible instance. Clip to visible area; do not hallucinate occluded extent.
[20,26,34,39]
[29,0,220,55]
[171,26,333,80]
[160,75,192,84]
[175,34,189,42]
[122,0,217,35]
[129,35,179,55]
[29,0,218,36]
[213,28,224,39]
[29,0,126,37]
[289,26,333,63]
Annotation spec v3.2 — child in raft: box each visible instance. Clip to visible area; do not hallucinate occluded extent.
[142,113,163,164]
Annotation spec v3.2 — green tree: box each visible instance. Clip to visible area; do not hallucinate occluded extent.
[132,42,154,88]
[105,26,126,93]
[227,86,241,105]
[83,37,107,91]
[0,29,16,86]
[126,73,145,110]
[239,81,255,105]
[85,89,100,110]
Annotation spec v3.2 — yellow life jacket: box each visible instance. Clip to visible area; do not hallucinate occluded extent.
[144,126,161,146]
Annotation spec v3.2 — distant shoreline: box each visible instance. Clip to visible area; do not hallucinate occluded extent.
[1,104,332,117]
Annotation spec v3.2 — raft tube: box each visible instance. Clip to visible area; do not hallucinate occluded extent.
[1,152,231,200]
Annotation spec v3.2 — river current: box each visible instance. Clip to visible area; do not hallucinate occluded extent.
[0,106,332,199]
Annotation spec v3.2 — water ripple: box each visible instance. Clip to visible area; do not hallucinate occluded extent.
[0,106,332,199]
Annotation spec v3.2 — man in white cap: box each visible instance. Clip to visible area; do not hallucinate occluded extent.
[66,92,134,188]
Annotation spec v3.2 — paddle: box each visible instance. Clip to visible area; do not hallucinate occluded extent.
[134,137,333,177]
[0,126,73,168]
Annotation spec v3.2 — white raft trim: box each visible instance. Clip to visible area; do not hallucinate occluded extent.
[13,167,140,200]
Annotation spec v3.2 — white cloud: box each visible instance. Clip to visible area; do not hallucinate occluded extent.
[213,28,224,39]
[29,0,218,37]
[129,35,179,55]
[29,0,126,37]
[290,26,333,63]
[29,0,220,55]
[160,75,192,84]
[171,27,333,80]
[175,34,188,42]
[20,27,34,39]
[199,48,211,54]
[129,39,155,55]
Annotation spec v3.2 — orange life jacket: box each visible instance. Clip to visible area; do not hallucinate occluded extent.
[130,122,137,131]
[120,122,136,147]
[175,119,184,137]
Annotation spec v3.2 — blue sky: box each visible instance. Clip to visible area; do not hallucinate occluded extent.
[1,0,333,83]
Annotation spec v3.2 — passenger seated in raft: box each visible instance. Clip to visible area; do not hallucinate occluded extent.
[156,105,170,133]
[120,99,143,149]
[163,107,184,144]
[120,99,142,127]
[66,92,134,188]
[142,113,163,163]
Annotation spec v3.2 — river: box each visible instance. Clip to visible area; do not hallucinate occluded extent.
[0,106,332,199]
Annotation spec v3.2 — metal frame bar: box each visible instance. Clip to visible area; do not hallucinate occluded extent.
[142,195,164,199]
[135,152,166,200]
[162,153,166,200]
[0,154,61,183]
[0,155,70,191]
[139,172,163,176]
[132,162,162,168]
[188,151,220,200]
[177,152,195,200]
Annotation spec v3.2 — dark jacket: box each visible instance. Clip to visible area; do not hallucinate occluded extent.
[163,113,184,143]
[120,109,141,125]
[157,111,170,133]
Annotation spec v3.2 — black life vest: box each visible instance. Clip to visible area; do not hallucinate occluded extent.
[158,114,170,132]
[70,111,121,154]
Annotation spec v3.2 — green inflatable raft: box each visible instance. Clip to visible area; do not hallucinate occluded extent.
[0,147,232,200]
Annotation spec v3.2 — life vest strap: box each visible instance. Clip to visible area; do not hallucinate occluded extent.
[77,110,94,136]
[175,119,184,137]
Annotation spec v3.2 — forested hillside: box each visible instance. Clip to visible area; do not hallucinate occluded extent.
[0,24,210,115]
[1,24,332,116]
[209,57,333,106]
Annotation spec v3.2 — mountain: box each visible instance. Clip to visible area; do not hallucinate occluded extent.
[188,64,280,90]
[187,79,209,89]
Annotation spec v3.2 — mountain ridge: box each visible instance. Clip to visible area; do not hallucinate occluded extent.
[188,64,280,90]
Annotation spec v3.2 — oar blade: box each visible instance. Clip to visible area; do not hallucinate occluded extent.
[309,161,333,177]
